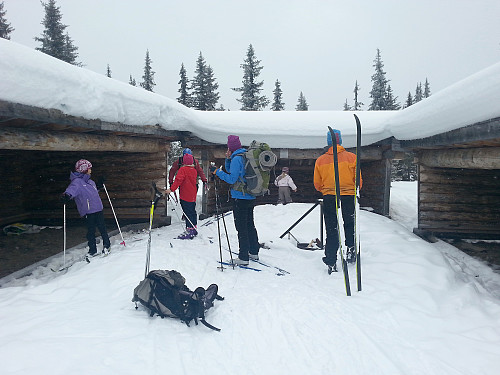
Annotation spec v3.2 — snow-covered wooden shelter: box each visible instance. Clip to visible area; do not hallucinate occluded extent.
[0,100,184,226]
[1,38,499,245]
[402,117,500,240]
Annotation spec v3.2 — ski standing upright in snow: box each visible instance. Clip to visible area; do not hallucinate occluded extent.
[328,126,352,296]
[353,114,362,292]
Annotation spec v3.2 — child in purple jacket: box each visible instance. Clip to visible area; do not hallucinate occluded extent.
[61,159,110,261]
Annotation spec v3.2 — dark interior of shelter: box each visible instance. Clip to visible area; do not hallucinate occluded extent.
[0,149,169,278]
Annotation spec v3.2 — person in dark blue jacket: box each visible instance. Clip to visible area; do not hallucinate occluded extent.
[214,135,260,266]
[61,159,110,260]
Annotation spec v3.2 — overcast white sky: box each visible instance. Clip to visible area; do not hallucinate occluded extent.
[3,0,500,111]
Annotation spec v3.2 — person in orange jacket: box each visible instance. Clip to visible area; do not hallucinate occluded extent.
[314,129,362,272]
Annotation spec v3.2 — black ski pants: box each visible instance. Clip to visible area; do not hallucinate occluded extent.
[180,199,197,230]
[322,195,355,265]
[232,198,260,261]
[85,210,110,254]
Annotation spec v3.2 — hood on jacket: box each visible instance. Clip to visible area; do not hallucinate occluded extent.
[230,148,246,158]
[326,145,346,155]
[70,171,91,182]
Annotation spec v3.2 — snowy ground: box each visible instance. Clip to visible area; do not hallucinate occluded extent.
[1,182,499,375]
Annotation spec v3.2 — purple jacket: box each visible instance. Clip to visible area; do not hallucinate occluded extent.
[64,172,103,217]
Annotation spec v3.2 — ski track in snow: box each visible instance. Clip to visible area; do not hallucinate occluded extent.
[1,203,500,374]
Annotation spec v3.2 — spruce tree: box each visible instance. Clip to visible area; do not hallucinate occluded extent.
[391,152,417,181]
[353,80,364,110]
[343,99,353,111]
[191,52,220,110]
[35,0,80,65]
[296,92,308,111]
[204,65,220,111]
[140,49,155,92]
[414,82,423,103]
[106,64,112,78]
[177,63,192,107]
[129,75,136,86]
[168,141,183,168]
[404,92,413,108]
[369,49,389,110]
[423,78,431,98]
[63,32,80,66]
[271,79,285,111]
[232,44,269,111]
[0,1,14,40]
[385,85,401,110]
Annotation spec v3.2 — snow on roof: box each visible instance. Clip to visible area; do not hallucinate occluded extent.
[1,38,499,149]
[386,61,500,141]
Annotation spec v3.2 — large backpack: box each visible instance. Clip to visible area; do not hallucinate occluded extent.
[233,140,278,196]
[132,269,224,331]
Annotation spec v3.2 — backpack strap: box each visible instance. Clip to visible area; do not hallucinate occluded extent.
[231,154,249,194]
[200,318,221,332]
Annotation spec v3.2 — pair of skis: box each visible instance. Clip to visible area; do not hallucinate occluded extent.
[328,113,362,296]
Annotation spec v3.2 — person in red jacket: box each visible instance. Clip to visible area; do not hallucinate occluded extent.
[168,148,207,188]
[165,153,199,239]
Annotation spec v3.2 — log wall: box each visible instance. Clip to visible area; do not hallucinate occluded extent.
[417,165,500,238]
[0,150,30,223]
[0,149,168,226]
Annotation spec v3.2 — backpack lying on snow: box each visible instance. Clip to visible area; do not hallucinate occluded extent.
[233,140,278,196]
[132,269,224,331]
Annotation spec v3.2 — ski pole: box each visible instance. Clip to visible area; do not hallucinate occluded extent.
[213,178,233,269]
[145,201,154,278]
[215,179,234,264]
[102,183,126,246]
[167,193,197,229]
[145,182,163,278]
[210,163,234,268]
[63,203,66,268]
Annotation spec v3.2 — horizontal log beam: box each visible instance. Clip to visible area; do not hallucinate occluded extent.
[0,127,168,153]
[419,201,499,213]
[418,147,500,169]
[210,146,386,160]
[418,221,499,233]
[418,210,499,222]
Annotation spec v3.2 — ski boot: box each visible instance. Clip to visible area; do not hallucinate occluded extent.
[177,228,197,240]
[328,263,338,274]
[346,247,356,264]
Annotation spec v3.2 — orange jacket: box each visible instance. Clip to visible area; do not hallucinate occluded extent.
[314,146,362,196]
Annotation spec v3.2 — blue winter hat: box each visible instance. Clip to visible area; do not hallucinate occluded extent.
[183,148,192,155]
[327,129,342,146]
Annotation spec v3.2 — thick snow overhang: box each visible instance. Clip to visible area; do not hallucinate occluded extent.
[1,38,500,150]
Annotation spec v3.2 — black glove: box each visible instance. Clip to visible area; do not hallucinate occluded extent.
[96,176,106,190]
[209,163,216,181]
[60,193,71,204]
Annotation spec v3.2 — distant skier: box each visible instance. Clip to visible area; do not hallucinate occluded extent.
[274,166,297,205]
[314,130,362,272]
[168,148,207,190]
[60,159,110,261]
